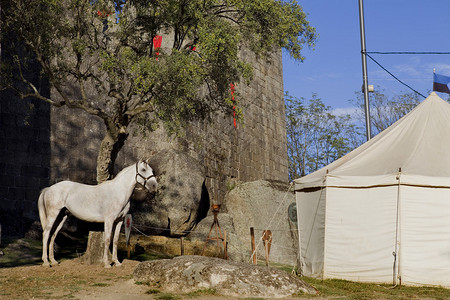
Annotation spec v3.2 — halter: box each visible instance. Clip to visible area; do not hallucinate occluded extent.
[135,162,156,189]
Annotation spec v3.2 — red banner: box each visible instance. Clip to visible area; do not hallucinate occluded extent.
[153,35,162,60]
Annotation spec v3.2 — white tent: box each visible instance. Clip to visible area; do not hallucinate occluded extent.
[294,92,450,287]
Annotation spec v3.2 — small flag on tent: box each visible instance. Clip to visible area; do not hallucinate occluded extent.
[433,73,450,94]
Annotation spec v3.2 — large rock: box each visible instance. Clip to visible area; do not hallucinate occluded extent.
[130,149,209,237]
[192,180,297,265]
[133,255,317,298]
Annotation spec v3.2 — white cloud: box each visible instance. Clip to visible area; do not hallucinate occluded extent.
[332,107,359,116]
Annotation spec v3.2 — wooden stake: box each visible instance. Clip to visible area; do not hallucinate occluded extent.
[180,237,184,256]
[250,227,256,264]
[223,230,228,260]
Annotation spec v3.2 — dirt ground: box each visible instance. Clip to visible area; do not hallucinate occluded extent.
[0,237,229,300]
[0,257,254,299]
[0,238,302,300]
[0,258,144,299]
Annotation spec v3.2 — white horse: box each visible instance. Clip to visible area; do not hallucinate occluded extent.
[38,160,157,268]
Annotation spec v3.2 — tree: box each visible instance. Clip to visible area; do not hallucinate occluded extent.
[350,88,423,136]
[1,0,317,183]
[285,93,362,180]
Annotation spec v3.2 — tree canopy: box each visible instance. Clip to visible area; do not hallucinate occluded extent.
[1,0,316,182]
[285,93,361,180]
[286,89,429,180]
[350,88,422,136]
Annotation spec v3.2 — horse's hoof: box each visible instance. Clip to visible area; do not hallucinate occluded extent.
[114,262,122,267]
[42,262,51,267]
[104,264,112,269]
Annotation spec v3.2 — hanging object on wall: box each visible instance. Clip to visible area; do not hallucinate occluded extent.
[124,214,132,259]
[153,35,162,60]
[230,83,237,128]
[96,10,111,33]
[183,41,197,53]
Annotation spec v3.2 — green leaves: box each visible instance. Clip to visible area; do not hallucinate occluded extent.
[350,88,422,135]
[2,0,316,124]
[1,0,317,178]
[285,93,361,179]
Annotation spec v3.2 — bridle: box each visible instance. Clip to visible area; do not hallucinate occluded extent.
[135,162,156,189]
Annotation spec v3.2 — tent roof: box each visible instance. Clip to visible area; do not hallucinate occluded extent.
[294,92,450,189]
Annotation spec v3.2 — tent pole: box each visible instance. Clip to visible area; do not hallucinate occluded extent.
[358,0,372,141]
[393,168,402,286]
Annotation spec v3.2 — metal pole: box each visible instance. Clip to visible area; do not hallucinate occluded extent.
[358,0,371,140]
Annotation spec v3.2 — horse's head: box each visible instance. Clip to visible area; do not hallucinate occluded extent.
[135,160,158,195]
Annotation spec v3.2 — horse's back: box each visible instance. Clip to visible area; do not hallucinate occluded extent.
[52,181,109,222]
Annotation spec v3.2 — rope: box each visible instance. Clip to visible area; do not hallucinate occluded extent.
[365,52,427,98]
[367,51,450,55]
[132,223,297,234]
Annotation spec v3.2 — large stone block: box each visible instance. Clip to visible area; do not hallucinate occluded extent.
[130,149,209,237]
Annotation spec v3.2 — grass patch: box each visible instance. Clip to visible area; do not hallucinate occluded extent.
[145,288,161,294]
[265,262,450,299]
[155,293,180,300]
[91,282,109,287]
[301,277,450,299]
[257,260,296,273]
[186,288,217,297]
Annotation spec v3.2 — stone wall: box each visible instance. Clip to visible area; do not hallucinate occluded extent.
[49,47,288,207]
[182,48,289,205]
[1,45,288,236]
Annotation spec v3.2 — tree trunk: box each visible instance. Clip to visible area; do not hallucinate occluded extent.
[96,127,128,183]
[83,125,128,265]
[82,231,111,265]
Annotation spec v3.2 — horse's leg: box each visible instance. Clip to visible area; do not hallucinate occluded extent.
[103,220,113,268]
[48,214,68,266]
[41,226,51,267]
[111,220,123,266]
[41,211,60,267]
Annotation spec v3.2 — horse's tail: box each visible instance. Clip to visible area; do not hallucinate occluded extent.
[38,188,49,230]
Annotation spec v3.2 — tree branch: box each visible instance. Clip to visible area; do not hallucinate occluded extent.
[126,100,154,117]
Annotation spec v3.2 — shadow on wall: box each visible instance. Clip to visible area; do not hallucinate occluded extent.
[50,108,104,185]
[0,91,51,236]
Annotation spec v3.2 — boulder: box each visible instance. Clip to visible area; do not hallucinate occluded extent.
[192,180,297,265]
[225,180,297,265]
[133,255,317,298]
[130,149,209,237]
[190,212,244,261]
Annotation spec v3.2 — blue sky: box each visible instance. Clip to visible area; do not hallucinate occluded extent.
[283,0,450,111]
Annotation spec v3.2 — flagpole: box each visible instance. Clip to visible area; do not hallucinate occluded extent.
[358,0,372,141]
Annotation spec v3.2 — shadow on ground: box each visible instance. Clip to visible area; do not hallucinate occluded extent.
[0,236,85,268]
